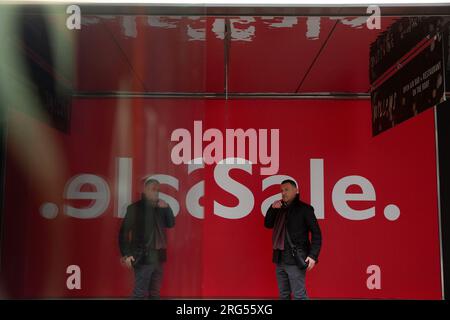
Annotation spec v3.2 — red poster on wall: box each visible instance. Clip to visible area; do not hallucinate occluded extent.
[0,98,442,299]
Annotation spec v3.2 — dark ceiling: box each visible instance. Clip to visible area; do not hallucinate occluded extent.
[74,14,399,95]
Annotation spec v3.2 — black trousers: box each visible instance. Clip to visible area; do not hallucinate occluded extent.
[275,263,308,300]
[131,262,164,299]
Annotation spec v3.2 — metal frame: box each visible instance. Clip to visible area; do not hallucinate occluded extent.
[0,106,8,275]
[4,4,450,17]
[73,91,372,99]
[434,105,446,300]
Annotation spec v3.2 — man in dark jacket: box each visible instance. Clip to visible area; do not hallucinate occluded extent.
[264,179,322,300]
[118,178,175,299]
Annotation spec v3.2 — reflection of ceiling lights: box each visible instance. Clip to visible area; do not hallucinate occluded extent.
[3,0,450,6]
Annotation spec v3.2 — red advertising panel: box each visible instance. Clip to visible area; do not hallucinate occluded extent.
[1,98,442,299]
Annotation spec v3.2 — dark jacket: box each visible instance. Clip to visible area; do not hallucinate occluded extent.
[118,195,175,262]
[264,195,322,264]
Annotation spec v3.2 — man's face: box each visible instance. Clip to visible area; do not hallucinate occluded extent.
[144,182,160,202]
[281,183,297,203]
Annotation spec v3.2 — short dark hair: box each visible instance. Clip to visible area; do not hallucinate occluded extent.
[281,179,297,188]
[144,178,160,187]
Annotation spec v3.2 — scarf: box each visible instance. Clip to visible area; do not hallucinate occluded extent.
[141,194,167,250]
[272,206,288,250]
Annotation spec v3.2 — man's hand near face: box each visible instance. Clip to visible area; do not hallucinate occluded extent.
[272,200,282,209]
[158,199,169,208]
